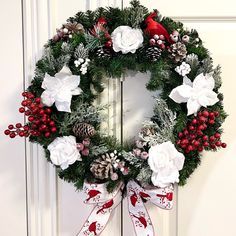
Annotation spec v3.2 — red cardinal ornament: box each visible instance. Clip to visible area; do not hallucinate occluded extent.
[145,11,171,43]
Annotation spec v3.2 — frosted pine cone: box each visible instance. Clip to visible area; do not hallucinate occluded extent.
[96,47,112,59]
[169,42,187,62]
[90,153,118,180]
[146,46,162,62]
[73,122,96,138]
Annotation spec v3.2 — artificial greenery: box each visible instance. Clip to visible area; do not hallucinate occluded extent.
[24,0,227,192]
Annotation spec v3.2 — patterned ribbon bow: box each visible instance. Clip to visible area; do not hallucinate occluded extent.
[77,181,173,236]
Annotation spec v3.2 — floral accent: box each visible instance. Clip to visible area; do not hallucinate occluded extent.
[41,66,82,112]
[175,62,191,76]
[111,26,143,54]
[148,141,185,187]
[48,136,81,170]
[169,73,219,115]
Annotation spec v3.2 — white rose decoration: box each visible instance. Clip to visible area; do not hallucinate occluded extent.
[148,141,185,187]
[111,26,144,54]
[48,136,81,170]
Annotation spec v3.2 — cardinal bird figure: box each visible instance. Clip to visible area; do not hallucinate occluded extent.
[145,11,171,42]
[130,190,138,207]
[156,192,173,202]
[86,189,101,202]
[96,199,114,214]
[88,221,97,235]
[132,214,148,228]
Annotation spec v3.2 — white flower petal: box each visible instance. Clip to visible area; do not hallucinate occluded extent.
[183,76,193,87]
[55,100,71,113]
[187,98,201,115]
[41,90,56,107]
[71,87,82,95]
[55,66,72,79]
[193,73,215,91]
[169,84,193,103]
[197,89,219,107]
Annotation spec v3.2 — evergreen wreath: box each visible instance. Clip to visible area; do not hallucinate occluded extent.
[5,0,227,193]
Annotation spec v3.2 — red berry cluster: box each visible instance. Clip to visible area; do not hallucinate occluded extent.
[176,110,227,153]
[4,92,57,138]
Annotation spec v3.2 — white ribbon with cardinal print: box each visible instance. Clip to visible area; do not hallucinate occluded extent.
[77,181,174,236]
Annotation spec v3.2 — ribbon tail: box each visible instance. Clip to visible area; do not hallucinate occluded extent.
[77,184,122,236]
[127,181,155,236]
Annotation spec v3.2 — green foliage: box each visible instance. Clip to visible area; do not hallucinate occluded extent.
[23,0,227,193]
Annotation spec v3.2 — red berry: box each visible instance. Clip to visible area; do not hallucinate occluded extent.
[31,124,38,130]
[202,124,207,130]
[189,125,195,131]
[190,134,196,140]
[39,109,45,116]
[210,144,216,149]
[192,118,198,125]
[209,112,215,119]
[8,124,14,130]
[19,107,25,113]
[25,110,31,116]
[203,142,209,147]
[202,110,209,117]
[9,132,16,138]
[28,94,35,99]
[202,135,208,141]
[28,116,35,122]
[16,123,22,128]
[198,125,205,130]
[40,124,47,131]
[51,127,57,133]
[214,111,220,117]
[19,131,25,137]
[22,92,28,97]
[177,140,181,145]
[214,133,221,139]
[49,121,55,127]
[215,141,222,147]
[221,143,227,148]
[4,130,10,135]
[193,140,200,147]
[35,97,41,103]
[199,116,206,123]
[198,147,204,152]
[208,119,215,125]
[44,132,51,138]
[21,100,28,106]
[187,145,194,151]
[34,119,40,125]
[181,139,189,145]
[209,136,215,142]
[197,130,203,136]
[45,108,52,114]
[23,125,30,131]
[183,130,189,136]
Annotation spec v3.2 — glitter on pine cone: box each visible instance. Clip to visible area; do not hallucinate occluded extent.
[90,152,118,180]
[146,46,162,62]
[73,122,96,138]
[96,47,113,59]
[168,42,187,62]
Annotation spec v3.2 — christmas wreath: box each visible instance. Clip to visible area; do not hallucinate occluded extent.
[5,1,227,235]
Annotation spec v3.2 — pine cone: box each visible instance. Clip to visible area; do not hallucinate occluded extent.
[73,122,96,138]
[64,22,84,34]
[169,42,187,62]
[146,46,162,62]
[90,153,117,180]
[96,47,112,59]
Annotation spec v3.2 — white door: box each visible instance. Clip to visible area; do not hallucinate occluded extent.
[1,1,236,236]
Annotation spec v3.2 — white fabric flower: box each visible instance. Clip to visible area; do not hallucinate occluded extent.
[48,136,81,170]
[169,73,219,116]
[175,62,191,76]
[41,66,82,112]
[148,141,185,187]
[111,26,144,54]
